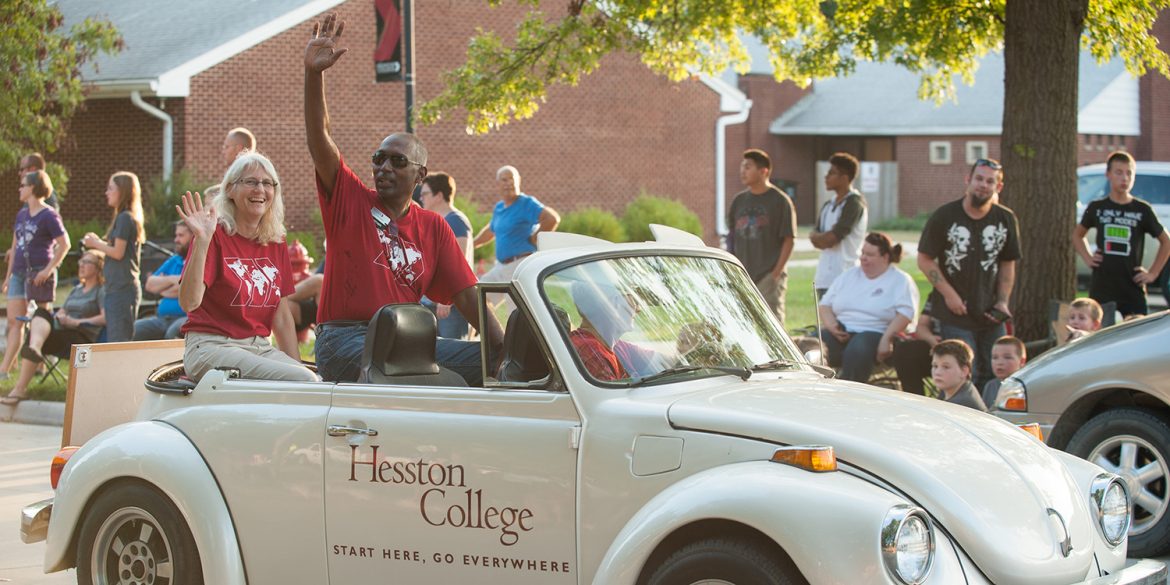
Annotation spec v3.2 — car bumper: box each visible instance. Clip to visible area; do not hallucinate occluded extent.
[1083,558,1168,585]
[21,498,52,544]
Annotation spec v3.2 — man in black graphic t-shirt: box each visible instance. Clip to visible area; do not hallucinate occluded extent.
[1074,151,1170,317]
[918,158,1021,391]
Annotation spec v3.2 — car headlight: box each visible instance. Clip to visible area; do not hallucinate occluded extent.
[996,376,1027,411]
[881,505,934,584]
[1091,474,1131,547]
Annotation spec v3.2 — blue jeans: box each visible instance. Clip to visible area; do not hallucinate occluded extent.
[818,329,883,383]
[133,314,186,340]
[421,297,470,340]
[315,322,482,385]
[104,285,141,343]
[938,321,1006,392]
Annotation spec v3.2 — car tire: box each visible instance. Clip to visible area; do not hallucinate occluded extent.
[76,482,204,585]
[1067,407,1170,557]
[645,537,807,585]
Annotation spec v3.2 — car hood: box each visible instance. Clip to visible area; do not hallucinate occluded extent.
[667,378,1098,584]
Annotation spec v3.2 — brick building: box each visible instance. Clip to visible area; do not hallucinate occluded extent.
[7,0,745,243]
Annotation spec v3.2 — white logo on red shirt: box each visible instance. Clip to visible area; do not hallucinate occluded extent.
[225,257,281,307]
[373,227,424,287]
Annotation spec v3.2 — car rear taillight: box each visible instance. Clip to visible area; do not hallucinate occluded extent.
[50,447,80,490]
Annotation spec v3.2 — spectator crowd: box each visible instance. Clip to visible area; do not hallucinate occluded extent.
[3,13,1166,408]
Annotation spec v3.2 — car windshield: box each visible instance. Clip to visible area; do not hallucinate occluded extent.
[541,254,805,385]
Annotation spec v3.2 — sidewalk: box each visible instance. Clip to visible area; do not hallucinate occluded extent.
[0,400,65,426]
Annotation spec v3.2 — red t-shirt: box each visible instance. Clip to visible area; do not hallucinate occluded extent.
[570,329,628,381]
[181,226,295,338]
[315,159,477,322]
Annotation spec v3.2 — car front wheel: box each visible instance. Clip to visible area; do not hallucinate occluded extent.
[644,537,807,585]
[1067,407,1170,557]
[76,482,203,585]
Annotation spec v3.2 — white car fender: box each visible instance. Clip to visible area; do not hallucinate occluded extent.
[46,420,246,584]
[1049,448,1130,571]
[589,460,915,584]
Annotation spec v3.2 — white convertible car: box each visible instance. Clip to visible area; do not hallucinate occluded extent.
[20,229,1169,585]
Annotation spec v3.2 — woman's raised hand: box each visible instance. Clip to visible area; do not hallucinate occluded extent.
[176,192,218,241]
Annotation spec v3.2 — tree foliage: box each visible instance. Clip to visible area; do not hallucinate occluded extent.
[0,0,121,168]
[419,1,1169,133]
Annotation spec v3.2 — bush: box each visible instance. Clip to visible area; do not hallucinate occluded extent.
[621,192,703,243]
[872,211,931,232]
[144,168,216,239]
[60,218,107,280]
[559,207,626,242]
[286,230,322,263]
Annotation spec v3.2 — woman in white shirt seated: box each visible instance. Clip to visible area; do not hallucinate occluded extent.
[817,232,919,383]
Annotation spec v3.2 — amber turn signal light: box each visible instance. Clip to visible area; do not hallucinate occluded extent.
[1018,423,1044,441]
[50,447,80,490]
[1002,397,1027,411]
[771,445,837,472]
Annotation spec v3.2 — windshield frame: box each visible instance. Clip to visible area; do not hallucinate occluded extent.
[536,248,809,388]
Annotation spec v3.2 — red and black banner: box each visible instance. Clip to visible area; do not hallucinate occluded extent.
[374,0,403,82]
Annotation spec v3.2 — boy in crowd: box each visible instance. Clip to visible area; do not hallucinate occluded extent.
[1073,150,1170,317]
[1066,297,1104,341]
[811,152,867,296]
[982,336,1026,409]
[930,340,988,411]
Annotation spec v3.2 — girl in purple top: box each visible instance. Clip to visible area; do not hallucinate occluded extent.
[2,170,70,379]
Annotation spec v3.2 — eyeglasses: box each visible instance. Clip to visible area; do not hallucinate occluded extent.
[973,158,1002,171]
[372,151,421,169]
[235,178,278,189]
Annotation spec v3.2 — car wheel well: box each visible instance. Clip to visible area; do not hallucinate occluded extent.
[63,476,168,570]
[635,519,801,585]
[1048,388,1170,449]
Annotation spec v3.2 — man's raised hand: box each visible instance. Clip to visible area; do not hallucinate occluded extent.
[306,13,348,72]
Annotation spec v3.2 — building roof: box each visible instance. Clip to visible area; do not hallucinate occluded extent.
[724,36,1139,136]
[59,0,344,97]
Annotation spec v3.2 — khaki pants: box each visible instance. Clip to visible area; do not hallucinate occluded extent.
[185,332,317,383]
[756,271,788,329]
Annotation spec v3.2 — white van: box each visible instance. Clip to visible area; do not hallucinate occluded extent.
[1075,161,1170,284]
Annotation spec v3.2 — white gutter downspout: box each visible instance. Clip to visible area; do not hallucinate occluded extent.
[716,98,752,241]
[130,91,173,189]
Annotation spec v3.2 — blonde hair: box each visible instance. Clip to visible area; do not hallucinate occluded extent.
[1070,298,1103,322]
[106,172,145,243]
[81,250,106,286]
[213,151,286,245]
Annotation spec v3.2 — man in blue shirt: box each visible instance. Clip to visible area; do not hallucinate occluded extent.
[473,165,560,283]
[133,223,192,340]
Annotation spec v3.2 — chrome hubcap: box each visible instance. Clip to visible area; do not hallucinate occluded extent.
[1090,434,1169,536]
[92,507,174,585]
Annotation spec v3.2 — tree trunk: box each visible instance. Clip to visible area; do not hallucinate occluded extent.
[1000,0,1087,341]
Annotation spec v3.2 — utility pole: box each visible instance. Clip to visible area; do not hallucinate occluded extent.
[403,0,415,133]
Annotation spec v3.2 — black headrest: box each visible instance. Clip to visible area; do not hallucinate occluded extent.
[360,304,465,386]
[497,308,567,383]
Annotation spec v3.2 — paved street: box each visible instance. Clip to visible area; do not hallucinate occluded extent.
[0,423,74,584]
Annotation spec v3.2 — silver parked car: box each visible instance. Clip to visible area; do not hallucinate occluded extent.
[995,311,1170,557]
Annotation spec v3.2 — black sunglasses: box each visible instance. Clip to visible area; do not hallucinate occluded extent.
[973,158,1002,171]
[372,151,421,169]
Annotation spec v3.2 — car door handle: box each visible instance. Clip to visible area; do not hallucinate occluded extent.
[327,424,379,437]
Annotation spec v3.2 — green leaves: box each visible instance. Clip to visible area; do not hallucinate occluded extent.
[0,0,121,168]
[419,0,1167,133]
